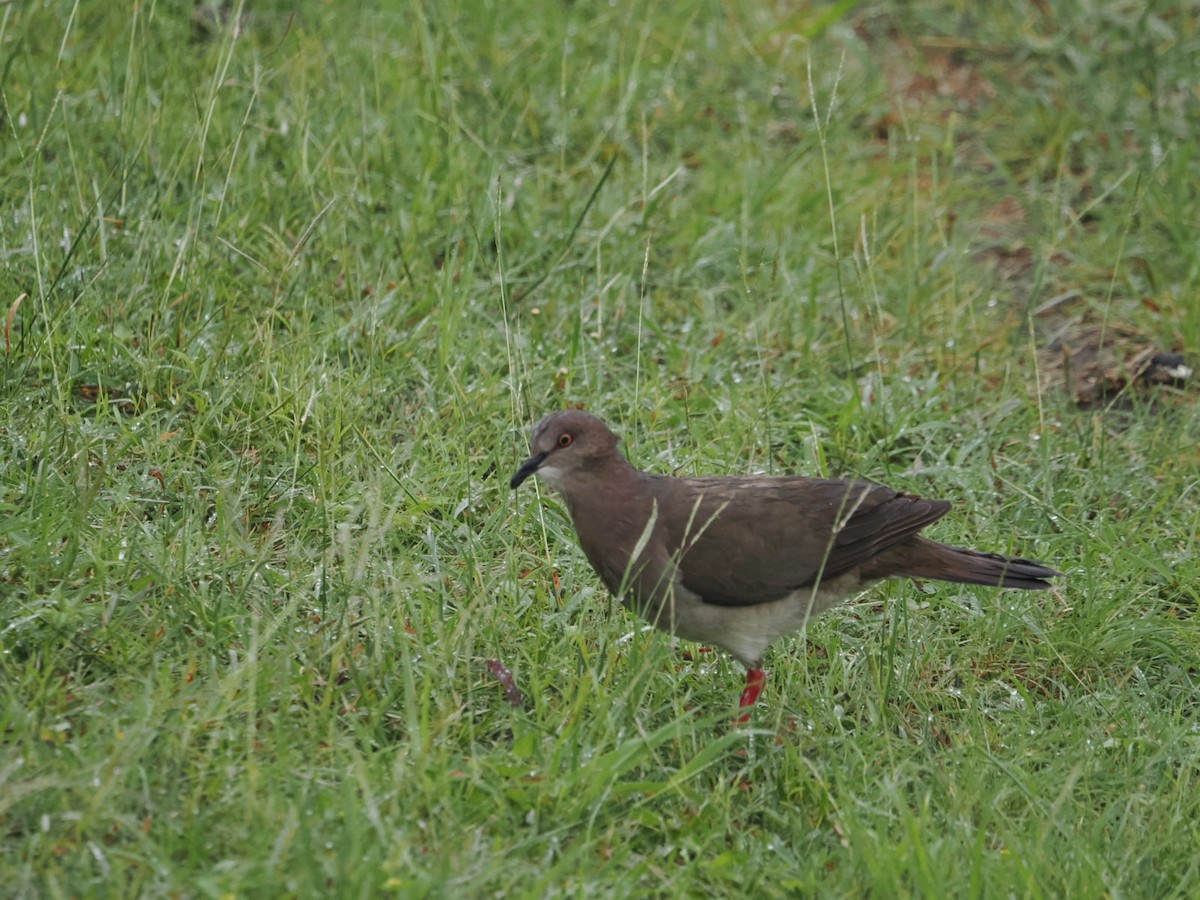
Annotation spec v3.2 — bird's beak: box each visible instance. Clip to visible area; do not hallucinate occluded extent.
[510,451,548,489]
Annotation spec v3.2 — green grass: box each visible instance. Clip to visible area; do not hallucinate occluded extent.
[2,0,1198,895]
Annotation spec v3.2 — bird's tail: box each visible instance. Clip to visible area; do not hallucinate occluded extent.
[899,537,1061,590]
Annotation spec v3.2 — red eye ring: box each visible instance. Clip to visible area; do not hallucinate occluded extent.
[557,433,574,448]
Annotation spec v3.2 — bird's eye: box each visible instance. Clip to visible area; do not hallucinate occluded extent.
[557,433,574,448]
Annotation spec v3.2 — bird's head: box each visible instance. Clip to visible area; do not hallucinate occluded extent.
[510,410,621,492]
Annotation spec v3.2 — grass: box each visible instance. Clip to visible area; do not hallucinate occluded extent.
[2,0,1198,895]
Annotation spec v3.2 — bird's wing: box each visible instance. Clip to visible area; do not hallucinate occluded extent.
[658,476,951,606]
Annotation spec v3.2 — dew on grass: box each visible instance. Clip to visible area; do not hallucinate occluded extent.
[88,840,110,875]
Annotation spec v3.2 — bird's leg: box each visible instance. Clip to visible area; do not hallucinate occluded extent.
[737,668,767,723]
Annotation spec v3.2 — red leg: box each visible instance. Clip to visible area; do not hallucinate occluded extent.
[737,668,766,723]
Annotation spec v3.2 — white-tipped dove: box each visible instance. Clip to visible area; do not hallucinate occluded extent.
[511,410,1062,718]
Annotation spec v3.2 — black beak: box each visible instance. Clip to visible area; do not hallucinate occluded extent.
[510,452,548,489]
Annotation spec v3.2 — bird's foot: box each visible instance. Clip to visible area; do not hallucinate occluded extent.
[736,668,767,723]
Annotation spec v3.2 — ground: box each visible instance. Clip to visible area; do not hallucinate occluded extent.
[1,1,1198,896]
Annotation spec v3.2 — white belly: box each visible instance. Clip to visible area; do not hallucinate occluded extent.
[640,570,871,668]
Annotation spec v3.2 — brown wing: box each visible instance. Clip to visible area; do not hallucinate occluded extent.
[654,475,951,606]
